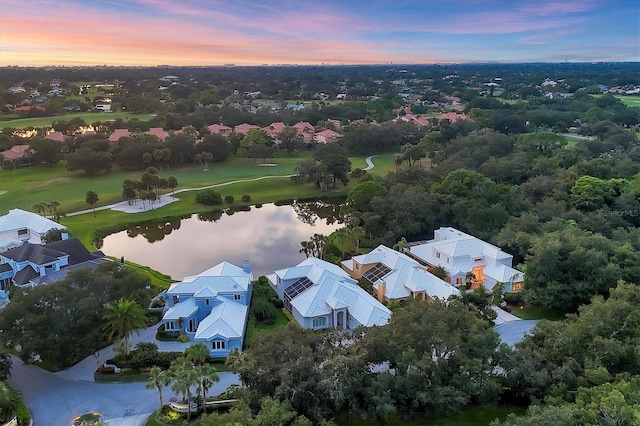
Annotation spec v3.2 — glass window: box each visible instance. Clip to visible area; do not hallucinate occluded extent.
[212,340,226,350]
[312,317,326,327]
[234,294,241,301]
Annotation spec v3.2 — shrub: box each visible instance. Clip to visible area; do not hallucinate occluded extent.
[273,299,284,309]
[504,292,524,306]
[258,276,268,285]
[177,333,190,343]
[241,194,251,202]
[224,195,234,204]
[259,318,276,326]
[195,190,222,205]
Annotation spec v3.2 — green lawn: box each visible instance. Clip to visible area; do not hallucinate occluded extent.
[0,112,155,128]
[592,94,640,107]
[508,305,565,321]
[337,407,527,425]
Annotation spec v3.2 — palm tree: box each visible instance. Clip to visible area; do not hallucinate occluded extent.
[146,366,170,409]
[184,343,209,366]
[169,358,199,421]
[195,364,219,413]
[85,191,99,217]
[101,299,148,356]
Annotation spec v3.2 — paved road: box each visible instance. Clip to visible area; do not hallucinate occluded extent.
[9,324,240,425]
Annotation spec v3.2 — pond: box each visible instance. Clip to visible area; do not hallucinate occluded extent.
[100,200,344,280]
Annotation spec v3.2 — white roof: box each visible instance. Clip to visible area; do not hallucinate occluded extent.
[0,208,66,235]
[410,227,511,263]
[194,299,248,340]
[163,297,198,321]
[167,261,251,296]
[484,264,524,283]
[284,257,391,327]
[352,245,459,301]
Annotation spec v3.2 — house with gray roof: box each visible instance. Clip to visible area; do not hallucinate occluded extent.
[0,208,67,253]
[162,261,252,356]
[0,237,107,289]
[342,244,460,303]
[408,227,524,293]
[267,257,390,330]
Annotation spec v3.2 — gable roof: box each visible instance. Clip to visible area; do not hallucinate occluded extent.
[0,208,66,235]
[194,299,248,340]
[410,227,512,264]
[167,261,251,296]
[2,243,67,264]
[108,128,131,142]
[280,257,391,328]
[30,257,111,286]
[13,265,38,286]
[145,127,170,140]
[1,145,30,161]
[233,123,260,134]
[44,238,103,265]
[349,245,459,301]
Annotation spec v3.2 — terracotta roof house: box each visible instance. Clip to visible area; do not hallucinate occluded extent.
[146,127,170,141]
[436,113,471,123]
[293,122,315,142]
[45,131,66,142]
[1,145,31,161]
[315,129,343,144]
[233,123,260,134]
[207,124,233,136]
[162,261,253,356]
[108,128,132,142]
[0,237,107,288]
[261,122,287,137]
[0,208,67,253]
[408,227,524,293]
[342,245,460,303]
[267,257,391,330]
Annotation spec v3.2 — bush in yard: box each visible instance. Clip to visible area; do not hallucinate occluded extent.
[224,195,234,204]
[195,190,222,205]
[504,292,524,306]
[273,299,284,309]
[241,194,251,202]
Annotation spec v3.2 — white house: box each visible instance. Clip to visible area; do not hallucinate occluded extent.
[0,209,67,253]
[162,261,252,356]
[408,227,524,293]
[342,244,460,303]
[267,257,390,330]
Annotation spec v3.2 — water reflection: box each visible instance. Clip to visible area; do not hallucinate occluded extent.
[101,201,343,279]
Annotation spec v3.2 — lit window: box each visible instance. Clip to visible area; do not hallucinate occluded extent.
[446,277,451,283]
[456,277,463,285]
[312,317,326,328]
[512,282,523,292]
[212,340,226,350]
[234,294,241,301]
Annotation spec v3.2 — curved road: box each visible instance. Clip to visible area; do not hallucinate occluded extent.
[9,324,240,425]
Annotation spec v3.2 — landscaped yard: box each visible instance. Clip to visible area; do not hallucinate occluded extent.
[508,304,565,321]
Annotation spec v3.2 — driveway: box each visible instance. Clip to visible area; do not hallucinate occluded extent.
[9,324,240,425]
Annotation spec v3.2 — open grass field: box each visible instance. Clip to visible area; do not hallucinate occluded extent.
[1,154,384,249]
[0,112,155,129]
[591,94,640,107]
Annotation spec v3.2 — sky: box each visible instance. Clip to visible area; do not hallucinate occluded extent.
[1,0,638,66]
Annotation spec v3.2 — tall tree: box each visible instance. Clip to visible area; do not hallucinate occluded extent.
[101,299,148,356]
[85,191,99,217]
[146,366,170,409]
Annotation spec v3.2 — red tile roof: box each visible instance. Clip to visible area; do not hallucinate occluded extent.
[45,131,66,142]
[146,127,170,140]
[437,113,471,123]
[261,122,286,136]
[1,144,31,160]
[108,128,132,142]
[207,124,233,135]
[233,123,260,134]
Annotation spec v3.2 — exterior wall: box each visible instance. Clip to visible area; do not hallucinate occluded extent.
[348,262,375,280]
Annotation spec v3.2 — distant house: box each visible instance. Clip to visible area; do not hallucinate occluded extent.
[315,129,342,144]
[0,208,67,253]
[44,131,67,142]
[94,103,112,112]
[342,245,459,303]
[233,123,260,135]
[207,124,233,136]
[145,127,170,141]
[162,261,253,356]
[0,145,31,162]
[0,237,107,289]
[108,128,132,142]
[261,122,287,137]
[293,122,315,142]
[267,257,391,330]
[436,112,470,123]
[408,227,524,293]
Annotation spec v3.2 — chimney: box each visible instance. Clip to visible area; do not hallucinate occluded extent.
[376,280,386,303]
[242,260,251,274]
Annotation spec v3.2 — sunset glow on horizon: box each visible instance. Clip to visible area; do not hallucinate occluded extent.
[1,0,638,67]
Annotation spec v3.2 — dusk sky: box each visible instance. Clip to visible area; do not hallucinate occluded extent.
[1,0,638,66]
